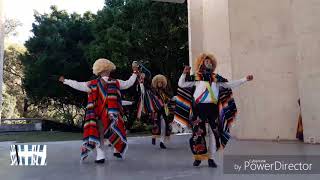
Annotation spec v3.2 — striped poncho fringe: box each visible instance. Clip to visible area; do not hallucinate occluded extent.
[173,74,237,148]
[173,87,193,128]
[81,78,127,160]
[137,89,164,118]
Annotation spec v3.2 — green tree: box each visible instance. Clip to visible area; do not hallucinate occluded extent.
[88,0,188,91]
[21,6,95,124]
[22,6,95,105]
[1,44,26,119]
[22,1,188,127]
[2,18,25,119]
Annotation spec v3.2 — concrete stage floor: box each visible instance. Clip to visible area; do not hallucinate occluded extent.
[0,135,319,180]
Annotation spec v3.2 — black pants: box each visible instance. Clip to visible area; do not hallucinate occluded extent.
[190,103,221,159]
[152,107,171,137]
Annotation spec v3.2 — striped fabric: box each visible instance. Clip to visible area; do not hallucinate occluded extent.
[137,86,174,138]
[81,78,127,160]
[173,87,194,128]
[217,86,237,148]
[194,72,217,83]
[174,74,238,148]
[137,89,164,117]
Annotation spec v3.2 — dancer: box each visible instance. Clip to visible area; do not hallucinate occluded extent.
[296,99,304,141]
[137,74,174,149]
[176,53,253,167]
[59,58,139,163]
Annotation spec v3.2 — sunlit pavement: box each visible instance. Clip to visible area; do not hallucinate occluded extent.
[0,135,319,180]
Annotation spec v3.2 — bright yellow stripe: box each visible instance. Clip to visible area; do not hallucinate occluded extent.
[193,154,210,160]
[112,137,120,145]
[205,82,218,104]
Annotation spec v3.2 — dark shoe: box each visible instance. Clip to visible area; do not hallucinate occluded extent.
[193,160,201,167]
[113,153,122,159]
[152,138,156,145]
[160,142,167,149]
[94,159,105,164]
[208,159,217,168]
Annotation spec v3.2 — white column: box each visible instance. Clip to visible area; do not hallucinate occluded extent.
[202,0,232,79]
[187,0,204,71]
[0,0,5,122]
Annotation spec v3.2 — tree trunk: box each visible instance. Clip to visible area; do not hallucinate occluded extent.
[0,0,5,124]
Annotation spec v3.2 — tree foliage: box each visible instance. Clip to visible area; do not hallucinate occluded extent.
[1,44,26,118]
[22,6,95,107]
[21,1,188,122]
[88,0,188,88]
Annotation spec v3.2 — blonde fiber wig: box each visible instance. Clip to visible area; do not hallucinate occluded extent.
[92,58,116,76]
[195,53,217,72]
[152,74,168,89]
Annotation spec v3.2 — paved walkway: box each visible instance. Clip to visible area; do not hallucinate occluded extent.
[0,135,319,180]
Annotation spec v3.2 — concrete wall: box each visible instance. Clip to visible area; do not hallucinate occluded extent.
[187,0,232,78]
[228,0,299,140]
[0,123,42,132]
[291,0,320,143]
[187,0,203,71]
[187,0,320,141]
[202,0,232,79]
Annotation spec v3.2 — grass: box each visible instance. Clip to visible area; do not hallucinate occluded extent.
[0,131,82,143]
[0,131,151,143]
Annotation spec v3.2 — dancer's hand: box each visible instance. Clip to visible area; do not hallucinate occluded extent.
[59,76,65,83]
[132,61,139,73]
[183,66,191,74]
[139,73,145,83]
[132,66,139,72]
[246,75,253,81]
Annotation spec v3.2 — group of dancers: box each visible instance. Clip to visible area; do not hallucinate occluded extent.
[58,53,253,167]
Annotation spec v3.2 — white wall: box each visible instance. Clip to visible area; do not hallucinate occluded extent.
[228,0,299,140]
[202,0,232,79]
[188,0,320,141]
[188,0,232,78]
[187,0,203,72]
[291,0,320,143]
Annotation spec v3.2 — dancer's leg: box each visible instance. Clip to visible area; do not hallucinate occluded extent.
[160,115,166,143]
[190,104,208,166]
[207,104,219,168]
[95,119,105,163]
[207,124,215,160]
[160,115,167,149]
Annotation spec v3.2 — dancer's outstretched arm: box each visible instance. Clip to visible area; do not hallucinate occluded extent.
[178,66,196,88]
[118,64,139,90]
[218,75,253,89]
[118,73,138,90]
[59,76,90,92]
